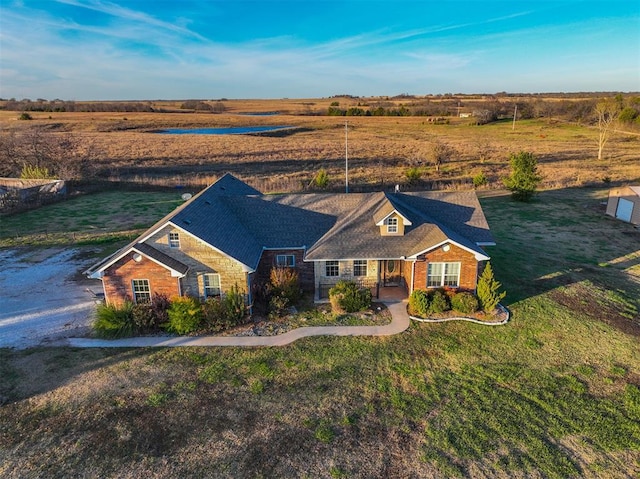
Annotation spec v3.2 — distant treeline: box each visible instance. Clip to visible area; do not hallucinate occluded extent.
[0,99,225,113]
[327,95,640,125]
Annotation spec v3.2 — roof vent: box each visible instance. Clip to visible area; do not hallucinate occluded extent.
[205,200,212,205]
[183,219,192,225]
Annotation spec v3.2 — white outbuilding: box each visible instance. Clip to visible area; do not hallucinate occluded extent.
[606,186,640,225]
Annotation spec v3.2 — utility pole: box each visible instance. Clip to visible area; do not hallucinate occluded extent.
[512,104,517,130]
[345,121,349,193]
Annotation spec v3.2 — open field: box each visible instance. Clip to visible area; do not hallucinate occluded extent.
[0,190,184,248]
[1,98,639,194]
[1,187,639,478]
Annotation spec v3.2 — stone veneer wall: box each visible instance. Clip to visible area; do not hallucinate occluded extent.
[148,225,249,298]
[314,259,379,290]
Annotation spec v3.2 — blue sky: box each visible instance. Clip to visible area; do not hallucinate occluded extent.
[1,0,638,100]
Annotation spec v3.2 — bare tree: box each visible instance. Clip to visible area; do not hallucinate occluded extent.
[475,137,493,164]
[0,128,97,179]
[594,99,619,160]
[430,141,456,172]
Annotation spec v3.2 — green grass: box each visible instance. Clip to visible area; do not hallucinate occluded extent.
[1,186,640,477]
[0,190,182,247]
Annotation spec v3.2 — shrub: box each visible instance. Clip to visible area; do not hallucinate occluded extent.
[202,297,232,333]
[94,302,135,338]
[312,168,330,189]
[268,294,290,319]
[165,296,203,335]
[405,166,422,185]
[131,303,155,333]
[409,289,430,316]
[329,280,372,313]
[18,112,32,120]
[20,164,55,179]
[428,289,450,314]
[451,292,479,314]
[472,172,488,188]
[222,283,247,325]
[150,293,170,327]
[269,267,301,304]
[477,263,506,313]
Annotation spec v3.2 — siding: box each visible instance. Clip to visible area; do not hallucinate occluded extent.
[606,187,640,225]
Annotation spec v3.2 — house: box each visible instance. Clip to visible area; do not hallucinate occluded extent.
[86,173,495,306]
[606,186,640,226]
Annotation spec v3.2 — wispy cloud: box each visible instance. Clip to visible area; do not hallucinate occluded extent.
[54,0,209,42]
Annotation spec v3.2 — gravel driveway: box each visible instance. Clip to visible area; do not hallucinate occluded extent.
[0,247,101,349]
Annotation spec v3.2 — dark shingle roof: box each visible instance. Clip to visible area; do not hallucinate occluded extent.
[133,243,189,275]
[169,181,494,267]
[88,174,494,276]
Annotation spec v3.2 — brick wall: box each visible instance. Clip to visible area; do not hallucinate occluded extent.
[103,253,180,306]
[413,243,479,291]
[255,249,314,291]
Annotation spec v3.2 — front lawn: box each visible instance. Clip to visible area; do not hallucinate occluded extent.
[1,186,639,478]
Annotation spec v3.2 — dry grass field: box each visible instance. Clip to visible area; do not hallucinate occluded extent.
[1,96,638,194]
[1,98,640,478]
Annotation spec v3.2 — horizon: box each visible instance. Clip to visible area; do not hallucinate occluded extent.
[1,1,638,101]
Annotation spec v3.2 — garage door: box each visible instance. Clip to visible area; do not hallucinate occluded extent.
[616,198,634,222]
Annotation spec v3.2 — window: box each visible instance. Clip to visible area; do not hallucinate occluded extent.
[203,273,221,298]
[325,260,339,277]
[132,279,151,303]
[276,254,295,267]
[168,232,180,249]
[387,217,398,233]
[427,262,460,288]
[353,260,367,277]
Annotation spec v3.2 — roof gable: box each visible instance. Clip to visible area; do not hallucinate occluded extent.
[87,174,494,277]
[373,194,413,226]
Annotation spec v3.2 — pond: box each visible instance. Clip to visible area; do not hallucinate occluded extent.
[156,125,293,135]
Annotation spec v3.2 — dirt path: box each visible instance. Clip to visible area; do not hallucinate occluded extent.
[0,248,100,349]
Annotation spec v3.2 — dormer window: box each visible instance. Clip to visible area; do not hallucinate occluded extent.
[387,217,398,234]
[168,232,180,249]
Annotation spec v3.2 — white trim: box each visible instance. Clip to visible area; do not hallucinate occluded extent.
[90,246,187,278]
[138,221,255,272]
[375,210,412,226]
[171,222,255,272]
[202,272,221,298]
[409,239,490,261]
[131,278,151,303]
[353,259,368,277]
[427,262,461,288]
[325,260,340,277]
[168,231,180,249]
[386,217,398,234]
[410,260,415,292]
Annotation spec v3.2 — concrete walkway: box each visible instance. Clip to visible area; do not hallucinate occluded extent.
[66,298,411,348]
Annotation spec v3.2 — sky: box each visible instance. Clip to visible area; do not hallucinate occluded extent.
[0,0,639,100]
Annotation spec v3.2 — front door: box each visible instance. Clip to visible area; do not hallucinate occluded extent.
[383,260,402,286]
